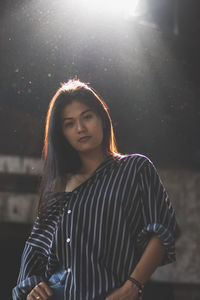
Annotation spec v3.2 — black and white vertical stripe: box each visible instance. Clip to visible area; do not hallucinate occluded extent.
[13,154,177,300]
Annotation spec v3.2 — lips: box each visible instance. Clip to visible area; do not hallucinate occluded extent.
[78,136,91,142]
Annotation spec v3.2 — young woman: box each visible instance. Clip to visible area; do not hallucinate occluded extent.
[13,79,177,300]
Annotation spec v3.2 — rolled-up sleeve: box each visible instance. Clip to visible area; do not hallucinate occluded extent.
[12,214,57,300]
[12,242,47,300]
[137,157,177,265]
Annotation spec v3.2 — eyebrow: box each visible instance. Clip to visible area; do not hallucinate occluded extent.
[63,109,93,122]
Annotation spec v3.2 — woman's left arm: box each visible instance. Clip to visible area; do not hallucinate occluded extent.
[105,234,165,300]
[106,157,177,300]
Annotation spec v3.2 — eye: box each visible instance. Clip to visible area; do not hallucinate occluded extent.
[84,114,93,119]
[64,122,73,128]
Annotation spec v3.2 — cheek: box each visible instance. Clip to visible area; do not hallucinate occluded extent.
[93,121,104,140]
[62,129,74,144]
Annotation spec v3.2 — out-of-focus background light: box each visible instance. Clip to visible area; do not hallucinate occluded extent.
[1,0,200,168]
[77,0,140,17]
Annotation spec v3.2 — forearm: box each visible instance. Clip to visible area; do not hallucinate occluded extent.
[130,234,165,285]
[105,235,166,299]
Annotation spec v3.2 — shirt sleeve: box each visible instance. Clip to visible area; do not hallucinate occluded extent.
[12,215,53,300]
[12,242,47,300]
[136,157,177,265]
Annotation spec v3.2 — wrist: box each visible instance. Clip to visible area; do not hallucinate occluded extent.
[124,279,139,295]
[126,276,144,299]
[127,276,144,289]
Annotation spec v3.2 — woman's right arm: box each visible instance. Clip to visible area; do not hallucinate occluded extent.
[12,211,58,300]
[12,242,48,300]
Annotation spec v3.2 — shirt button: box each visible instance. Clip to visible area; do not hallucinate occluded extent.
[66,238,70,243]
[67,209,72,214]
[67,268,71,273]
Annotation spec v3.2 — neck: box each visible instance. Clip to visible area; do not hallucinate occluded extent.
[78,149,109,175]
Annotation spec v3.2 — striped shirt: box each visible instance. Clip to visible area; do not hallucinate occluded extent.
[12,154,177,300]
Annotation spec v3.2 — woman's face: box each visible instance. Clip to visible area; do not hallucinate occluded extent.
[61,100,104,155]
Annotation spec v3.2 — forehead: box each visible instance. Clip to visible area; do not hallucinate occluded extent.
[61,101,92,117]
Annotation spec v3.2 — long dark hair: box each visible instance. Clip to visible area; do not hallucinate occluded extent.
[38,78,119,215]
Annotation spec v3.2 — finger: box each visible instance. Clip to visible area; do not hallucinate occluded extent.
[37,281,53,297]
[27,288,42,300]
[28,282,52,300]
[34,286,48,299]
[28,288,43,300]
[26,294,35,300]
[27,291,40,300]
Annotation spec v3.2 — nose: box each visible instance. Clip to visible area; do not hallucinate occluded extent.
[76,119,85,133]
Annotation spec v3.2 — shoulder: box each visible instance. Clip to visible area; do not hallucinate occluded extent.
[115,153,154,171]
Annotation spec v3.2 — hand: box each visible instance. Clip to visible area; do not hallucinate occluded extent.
[27,281,53,300]
[105,280,139,300]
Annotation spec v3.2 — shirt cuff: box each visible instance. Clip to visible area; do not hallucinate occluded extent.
[137,223,176,265]
[12,275,45,300]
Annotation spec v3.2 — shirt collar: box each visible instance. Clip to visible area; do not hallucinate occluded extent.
[92,154,119,175]
[44,154,122,207]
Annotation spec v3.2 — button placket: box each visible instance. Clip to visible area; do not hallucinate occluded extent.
[65,189,78,273]
[66,201,72,245]
[63,193,72,272]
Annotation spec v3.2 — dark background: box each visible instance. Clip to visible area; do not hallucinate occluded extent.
[1,0,200,169]
[1,0,200,299]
